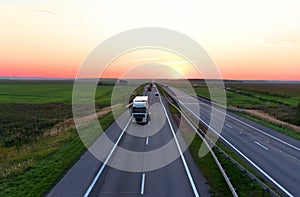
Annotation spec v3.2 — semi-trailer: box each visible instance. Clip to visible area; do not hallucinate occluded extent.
[131,96,149,123]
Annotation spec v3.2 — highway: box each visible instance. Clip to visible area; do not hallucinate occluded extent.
[162,85,300,197]
[48,87,210,197]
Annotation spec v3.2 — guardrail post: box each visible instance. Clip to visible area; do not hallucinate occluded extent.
[262,187,268,197]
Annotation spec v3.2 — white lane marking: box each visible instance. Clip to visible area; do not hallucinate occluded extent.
[195,95,300,152]
[158,94,200,197]
[146,137,149,145]
[174,102,238,197]
[181,102,200,104]
[173,98,294,197]
[225,123,233,128]
[140,173,146,195]
[84,117,132,197]
[279,149,300,162]
[179,87,300,152]
[255,141,269,150]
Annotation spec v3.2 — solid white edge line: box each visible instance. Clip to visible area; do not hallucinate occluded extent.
[171,102,238,197]
[141,173,146,195]
[194,93,300,152]
[158,94,200,197]
[255,141,269,150]
[84,117,132,197]
[146,137,149,145]
[175,98,294,197]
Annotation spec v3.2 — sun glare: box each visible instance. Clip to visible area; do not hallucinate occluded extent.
[101,48,200,79]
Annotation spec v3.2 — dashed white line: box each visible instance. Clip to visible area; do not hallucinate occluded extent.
[172,97,293,197]
[140,173,146,195]
[184,88,300,152]
[225,123,233,128]
[167,86,296,196]
[255,141,269,150]
[196,95,300,152]
[146,137,149,145]
[158,93,200,197]
[279,149,300,162]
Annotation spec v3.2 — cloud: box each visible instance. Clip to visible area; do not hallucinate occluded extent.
[36,9,56,15]
[267,38,299,46]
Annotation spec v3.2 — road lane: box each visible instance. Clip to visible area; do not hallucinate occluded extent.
[163,85,300,196]
[88,88,204,197]
[48,87,210,197]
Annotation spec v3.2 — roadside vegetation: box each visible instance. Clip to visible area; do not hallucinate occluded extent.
[158,84,231,196]
[0,103,72,147]
[183,81,300,138]
[158,84,274,197]
[225,82,300,126]
[0,112,114,196]
[1,80,295,196]
[0,80,116,196]
[129,82,149,102]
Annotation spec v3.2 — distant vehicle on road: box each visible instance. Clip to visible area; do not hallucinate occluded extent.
[155,92,159,96]
[132,96,149,123]
[147,83,153,91]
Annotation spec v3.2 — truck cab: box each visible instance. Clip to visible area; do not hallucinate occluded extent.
[132,96,149,123]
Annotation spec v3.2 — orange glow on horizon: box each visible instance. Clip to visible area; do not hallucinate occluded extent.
[1,1,299,81]
[1,60,299,80]
[100,49,202,79]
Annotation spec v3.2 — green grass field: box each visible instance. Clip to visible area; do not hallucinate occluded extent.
[175,81,300,127]
[0,80,117,196]
[0,80,115,105]
[0,80,74,103]
[0,80,149,196]
[0,112,115,196]
[1,80,298,196]
[226,82,300,106]
[188,81,300,107]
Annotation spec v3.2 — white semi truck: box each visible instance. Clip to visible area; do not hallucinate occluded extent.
[132,96,149,123]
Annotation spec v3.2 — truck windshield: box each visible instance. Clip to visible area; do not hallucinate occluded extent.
[132,107,146,113]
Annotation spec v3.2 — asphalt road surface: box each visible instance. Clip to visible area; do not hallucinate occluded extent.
[48,87,210,197]
[163,85,300,197]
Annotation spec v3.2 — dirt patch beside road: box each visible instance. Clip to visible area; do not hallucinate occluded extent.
[45,104,122,136]
[244,109,300,133]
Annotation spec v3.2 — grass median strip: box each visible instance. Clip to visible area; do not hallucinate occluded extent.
[163,89,275,196]
[161,96,231,195]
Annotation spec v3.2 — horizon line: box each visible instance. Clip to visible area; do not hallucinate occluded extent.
[1,76,300,82]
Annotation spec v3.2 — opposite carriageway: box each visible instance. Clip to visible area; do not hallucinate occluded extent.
[162,85,300,197]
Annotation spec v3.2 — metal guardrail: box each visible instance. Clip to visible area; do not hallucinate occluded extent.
[162,85,281,197]
[163,94,238,197]
[213,146,280,197]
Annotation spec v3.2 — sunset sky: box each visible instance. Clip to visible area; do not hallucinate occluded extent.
[1,0,299,80]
